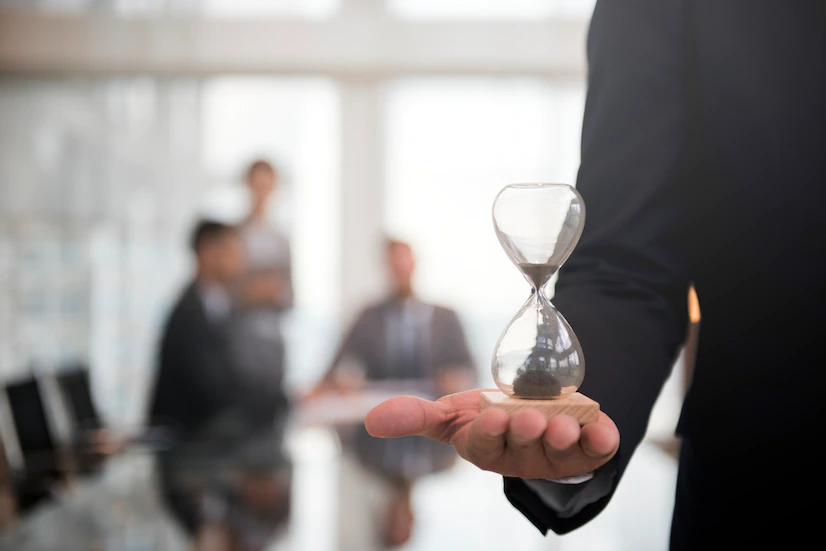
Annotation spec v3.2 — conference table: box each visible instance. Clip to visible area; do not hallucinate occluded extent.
[0,382,434,551]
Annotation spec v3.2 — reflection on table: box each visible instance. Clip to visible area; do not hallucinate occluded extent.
[0,378,437,551]
[1,376,681,551]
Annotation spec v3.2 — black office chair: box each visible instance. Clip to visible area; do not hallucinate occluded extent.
[3,376,68,514]
[54,365,108,475]
[55,366,101,432]
[55,363,178,462]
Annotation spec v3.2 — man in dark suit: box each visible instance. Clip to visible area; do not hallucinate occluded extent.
[148,220,291,551]
[312,239,477,548]
[364,1,825,549]
[147,220,246,547]
[148,220,244,438]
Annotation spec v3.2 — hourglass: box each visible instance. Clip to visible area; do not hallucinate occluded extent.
[479,184,600,424]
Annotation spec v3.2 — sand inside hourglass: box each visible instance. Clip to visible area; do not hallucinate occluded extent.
[517,262,558,290]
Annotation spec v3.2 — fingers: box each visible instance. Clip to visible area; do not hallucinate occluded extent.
[463,408,509,467]
[364,396,447,440]
[501,411,617,480]
[498,409,549,477]
[507,409,548,448]
[579,412,620,459]
[543,414,581,454]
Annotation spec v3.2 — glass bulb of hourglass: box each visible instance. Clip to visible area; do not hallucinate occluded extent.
[491,183,586,399]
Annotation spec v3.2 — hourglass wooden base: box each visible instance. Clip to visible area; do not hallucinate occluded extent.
[480,391,600,425]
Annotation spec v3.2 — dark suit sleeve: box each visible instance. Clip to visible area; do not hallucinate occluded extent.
[504,0,691,534]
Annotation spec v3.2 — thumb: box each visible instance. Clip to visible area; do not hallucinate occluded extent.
[364,396,447,441]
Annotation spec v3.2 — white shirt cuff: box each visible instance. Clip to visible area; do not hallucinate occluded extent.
[522,461,617,518]
[547,472,595,484]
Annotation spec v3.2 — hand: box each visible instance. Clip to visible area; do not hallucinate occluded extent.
[89,428,121,455]
[238,272,285,306]
[365,389,619,480]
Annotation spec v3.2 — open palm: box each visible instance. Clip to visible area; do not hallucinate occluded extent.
[365,388,619,480]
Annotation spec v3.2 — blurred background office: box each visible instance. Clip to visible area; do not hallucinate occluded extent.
[0,1,698,550]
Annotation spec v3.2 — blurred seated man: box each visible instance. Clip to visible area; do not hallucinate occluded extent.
[147,220,291,551]
[311,239,477,548]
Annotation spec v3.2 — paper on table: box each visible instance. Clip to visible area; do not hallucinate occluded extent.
[295,380,436,428]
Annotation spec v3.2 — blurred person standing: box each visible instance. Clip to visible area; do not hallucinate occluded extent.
[312,239,477,549]
[229,159,294,426]
[148,220,291,551]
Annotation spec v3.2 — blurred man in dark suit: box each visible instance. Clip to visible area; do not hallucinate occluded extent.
[364,1,826,549]
[148,220,291,551]
[312,239,477,548]
[148,220,244,438]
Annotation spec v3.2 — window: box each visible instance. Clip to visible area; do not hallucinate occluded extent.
[383,77,586,373]
[0,76,340,422]
[0,0,340,18]
[388,0,595,20]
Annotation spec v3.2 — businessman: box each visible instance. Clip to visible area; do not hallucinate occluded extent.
[313,239,477,548]
[148,220,245,440]
[148,220,291,551]
[365,1,826,548]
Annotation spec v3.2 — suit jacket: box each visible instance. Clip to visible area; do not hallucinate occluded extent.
[329,297,476,480]
[504,0,826,546]
[147,282,236,439]
[329,297,475,383]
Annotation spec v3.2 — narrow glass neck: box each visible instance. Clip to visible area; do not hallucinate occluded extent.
[528,287,554,308]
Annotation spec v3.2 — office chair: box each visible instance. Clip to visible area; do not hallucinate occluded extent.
[3,375,69,514]
[54,363,178,462]
[54,365,108,474]
[55,366,101,432]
